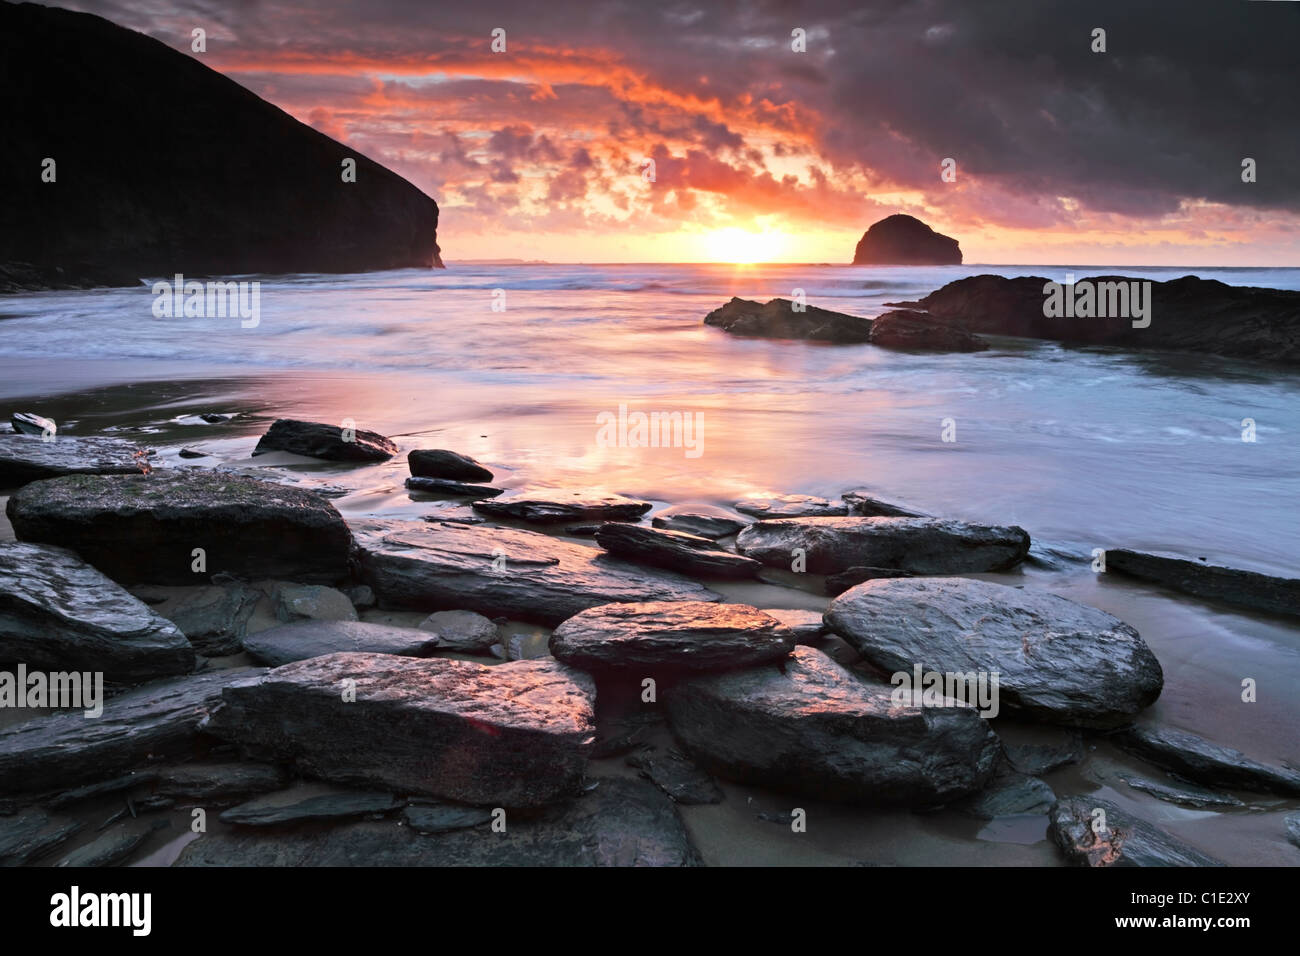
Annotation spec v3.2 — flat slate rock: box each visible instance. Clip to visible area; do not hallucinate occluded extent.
[177,776,699,866]
[1003,732,1085,776]
[1048,796,1224,867]
[417,609,499,652]
[271,583,357,623]
[1105,548,1300,618]
[1118,774,1244,810]
[826,577,1162,729]
[242,620,441,667]
[252,418,397,462]
[220,788,403,826]
[405,476,503,499]
[766,608,829,644]
[825,566,915,596]
[737,516,1031,575]
[473,492,651,524]
[0,541,195,681]
[0,808,83,865]
[6,471,352,586]
[626,748,723,805]
[550,601,795,673]
[0,667,264,795]
[350,518,718,626]
[704,297,874,343]
[955,766,1055,819]
[651,503,749,539]
[1286,812,1300,850]
[202,653,596,807]
[665,645,1000,805]
[595,523,761,579]
[408,449,493,482]
[402,804,494,834]
[734,494,847,519]
[152,762,290,804]
[841,489,927,518]
[54,818,165,868]
[0,433,147,486]
[1112,724,1300,795]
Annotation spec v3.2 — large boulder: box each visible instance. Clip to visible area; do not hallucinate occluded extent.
[201,653,596,807]
[853,215,962,265]
[703,297,873,343]
[241,620,441,667]
[1048,797,1224,866]
[6,471,352,585]
[891,274,1300,364]
[665,646,1000,805]
[1104,549,1300,618]
[0,433,147,487]
[826,577,1163,728]
[550,601,795,673]
[736,516,1030,575]
[869,310,988,352]
[0,668,264,794]
[350,519,718,626]
[252,419,397,462]
[594,523,761,579]
[175,777,698,866]
[0,541,194,681]
[1113,724,1300,795]
[0,2,440,290]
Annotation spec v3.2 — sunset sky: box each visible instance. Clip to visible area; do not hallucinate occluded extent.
[69,0,1299,265]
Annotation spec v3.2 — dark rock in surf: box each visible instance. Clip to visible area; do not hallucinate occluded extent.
[704,297,873,343]
[595,523,761,579]
[408,449,493,483]
[405,476,503,499]
[473,492,651,524]
[870,310,988,351]
[840,490,927,518]
[0,433,148,486]
[1104,548,1300,618]
[651,504,750,539]
[734,494,847,519]
[1113,724,1300,795]
[10,412,55,437]
[252,419,397,463]
[1048,796,1224,866]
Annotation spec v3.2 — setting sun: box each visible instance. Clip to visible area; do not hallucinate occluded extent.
[699,228,788,264]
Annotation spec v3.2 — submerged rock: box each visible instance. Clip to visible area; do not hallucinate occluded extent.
[0,433,147,486]
[175,777,698,866]
[826,577,1162,728]
[350,518,718,626]
[550,601,795,673]
[665,646,1000,805]
[202,653,596,807]
[737,516,1030,575]
[0,668,264,794]
[870,310,988,351]
[6,471,352,585]
[10,412,55,436]
[241,620,440,667]
[734,494,847,519]
[651,503,749,539]
[220,788,403,826]
[473,492,651,524]
[402,804,494,835]
[1105,549,1300,618]
[1113,724,1300,795]
[595,523,762,579]
[1118,774,1244,810]
[405,476,502,499]
[417,609,498,652]
[704,297,874,343]
[252,419,397,463]
[0,541,195,681]
[1048,796,1224,866]
[408,449,493,483]
[824,566,914,596]
[840,490,927,518]
[853,215,962,266]
[54,818,166,868]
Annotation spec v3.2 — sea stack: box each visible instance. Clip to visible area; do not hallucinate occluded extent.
[853,215,962,265]
[0,2,442,292]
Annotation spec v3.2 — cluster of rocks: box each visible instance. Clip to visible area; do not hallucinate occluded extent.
[703,297,987,350]
[2,414,1295,867]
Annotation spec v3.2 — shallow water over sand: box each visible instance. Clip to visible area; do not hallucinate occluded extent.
[1,263,1297,865]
